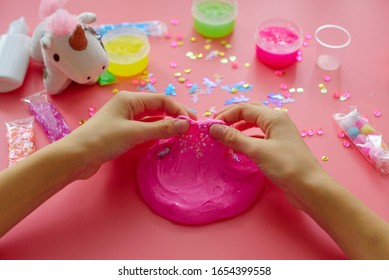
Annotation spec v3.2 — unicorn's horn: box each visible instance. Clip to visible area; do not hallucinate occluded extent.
[69,24,87,51]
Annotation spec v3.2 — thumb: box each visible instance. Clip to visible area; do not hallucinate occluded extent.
[138,118,190,142]
[210,124,257,155]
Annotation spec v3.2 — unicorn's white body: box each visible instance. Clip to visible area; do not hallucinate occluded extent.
[30,1,108,94]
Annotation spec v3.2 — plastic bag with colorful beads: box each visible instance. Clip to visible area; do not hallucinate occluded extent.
[333,106,389,174]
[5,116,36,166]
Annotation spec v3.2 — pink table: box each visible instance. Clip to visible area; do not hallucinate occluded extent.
[1,0,389,259]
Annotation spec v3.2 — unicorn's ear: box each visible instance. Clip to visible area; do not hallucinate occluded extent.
[78,12,97,24]
[40,33,53,50]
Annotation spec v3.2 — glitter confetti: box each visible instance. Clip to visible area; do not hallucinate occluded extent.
[280,83,288,90]
[170,18,179,25]
[203,107,216,117]
[189,83,200,94]
[203,77,220,93]
[164,83,176,96]
[224,95,250,105]
[221,81,253,93]
[89,105,96,117]
[231,61,238,69]
[323,74,331,82]
[157,147,171,158]
[337,131,346,138]
[343,140,351,148]
[274,70,285,77]
[321,156,329,162]
[137,82,157,92]
[307,129,314,136]
[373,109,381,117]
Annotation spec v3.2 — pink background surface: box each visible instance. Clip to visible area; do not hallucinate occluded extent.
[1,0,389,259]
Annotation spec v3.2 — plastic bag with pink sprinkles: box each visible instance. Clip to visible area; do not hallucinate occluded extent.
[5,116,36,166]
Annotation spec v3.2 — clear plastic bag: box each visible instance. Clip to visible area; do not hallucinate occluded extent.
[333,107,389,174]
[21,91,71,142]
[5,116,36,166]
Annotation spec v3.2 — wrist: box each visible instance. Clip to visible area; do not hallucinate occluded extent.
[51,133,102,182]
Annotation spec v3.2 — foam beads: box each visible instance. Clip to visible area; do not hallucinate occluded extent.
[333,107,389,174]
[5,116,36,166]
[137,116,265,224]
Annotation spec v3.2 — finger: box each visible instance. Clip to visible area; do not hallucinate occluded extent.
[209,124,259,156]
[214,103,291,136]
[136,118,190,143]
[232,120,255,131]
[213,103,269,124]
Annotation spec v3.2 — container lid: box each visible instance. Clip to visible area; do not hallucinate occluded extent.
[192,0,238,25]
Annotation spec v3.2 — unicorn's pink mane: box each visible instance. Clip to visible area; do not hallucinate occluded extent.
[45,9,78,37]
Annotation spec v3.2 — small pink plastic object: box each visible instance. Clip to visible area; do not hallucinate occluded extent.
[255,18,303,69]
[333,107,389,174]
[137,116,265,224]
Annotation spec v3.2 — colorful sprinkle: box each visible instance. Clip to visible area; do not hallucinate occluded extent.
[337,131,346,138]
[170,18,179,25]
[343,140,351,148]
[373,109,381,117]
[169,61,178,68]
[88,105,96,117]
[307,129,314,136]
[164,83,176,96]
[224,95,250,105]
[321,156,329,162]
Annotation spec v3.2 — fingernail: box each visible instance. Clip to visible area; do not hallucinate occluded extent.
[174,119,189,134]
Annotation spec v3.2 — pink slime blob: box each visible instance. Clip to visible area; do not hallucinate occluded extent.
[137,116,265,225]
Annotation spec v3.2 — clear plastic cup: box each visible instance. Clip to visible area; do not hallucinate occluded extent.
[102,27,150,77]
[255,18,303,69]
[192,0,238,38]
[315,24,351,71]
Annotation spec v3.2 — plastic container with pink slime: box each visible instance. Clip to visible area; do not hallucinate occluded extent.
[137,116,265,225]
[255,18,303,69]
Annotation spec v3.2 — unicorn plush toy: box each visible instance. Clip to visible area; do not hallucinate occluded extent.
[30,0,108,94]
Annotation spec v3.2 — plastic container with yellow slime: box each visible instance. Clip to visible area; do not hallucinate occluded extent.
[102,28,150,77]
[192,0,237,38]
